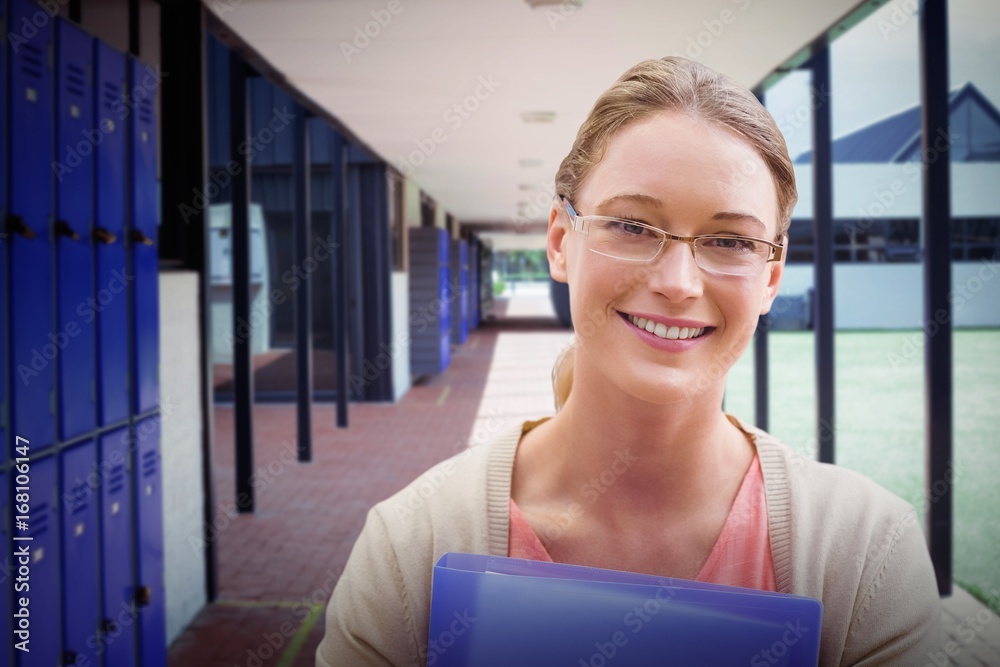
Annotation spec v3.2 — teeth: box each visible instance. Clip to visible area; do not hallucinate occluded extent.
[627,315,705,341]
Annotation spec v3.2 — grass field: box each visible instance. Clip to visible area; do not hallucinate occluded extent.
[724,329,1000,601]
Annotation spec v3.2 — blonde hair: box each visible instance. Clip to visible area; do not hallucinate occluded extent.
[551,56,797,410]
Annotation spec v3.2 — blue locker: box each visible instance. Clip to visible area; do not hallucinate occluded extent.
[16,456,60,667]
[100,427,135,667]
[61,440,100,667]
[129,57,159,415]
[439,230,451,371]
[94,41,129,426]
[0,0,8,465]
[134,416,165,667]
[1,470,9,667]
[450,241,468,346]
[8,0,55,451]
[56,20,97,440]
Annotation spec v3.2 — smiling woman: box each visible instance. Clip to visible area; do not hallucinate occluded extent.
[316,56,942,667]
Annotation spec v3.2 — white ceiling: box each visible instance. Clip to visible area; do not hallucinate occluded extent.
[207,0,865,227]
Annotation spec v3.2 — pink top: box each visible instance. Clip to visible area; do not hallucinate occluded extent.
[509,456,777,592]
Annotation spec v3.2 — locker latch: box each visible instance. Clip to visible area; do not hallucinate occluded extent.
[55,220,81,241]
[101,619,119,635]
[5,215,36,240]
[93,227,117,244]
[62,650,79,666]
[130,229,154,246]
[135,585,153,607]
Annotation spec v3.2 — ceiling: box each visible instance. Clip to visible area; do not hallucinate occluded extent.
[207,0,867,228]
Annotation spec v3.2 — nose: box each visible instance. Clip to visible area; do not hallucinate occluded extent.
[646,239,704,302]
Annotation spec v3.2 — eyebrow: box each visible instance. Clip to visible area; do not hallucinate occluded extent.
[594,193,662,210]
[711,211,767,233]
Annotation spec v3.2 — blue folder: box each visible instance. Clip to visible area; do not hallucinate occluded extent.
[428,553,822,666]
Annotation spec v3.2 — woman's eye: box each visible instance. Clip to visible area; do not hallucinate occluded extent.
[705,237,758,251]
[620,221,646,235]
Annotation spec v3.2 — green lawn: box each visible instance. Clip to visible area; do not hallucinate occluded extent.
[725,329,1000,601]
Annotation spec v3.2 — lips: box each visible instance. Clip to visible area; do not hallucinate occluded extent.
[619,311,714,341]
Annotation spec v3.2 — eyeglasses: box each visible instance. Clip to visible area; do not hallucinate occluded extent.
[562,198,784,277]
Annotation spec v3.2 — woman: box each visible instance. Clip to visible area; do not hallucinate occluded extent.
[316,56,941,666]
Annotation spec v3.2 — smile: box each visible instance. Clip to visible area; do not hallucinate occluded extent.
[620,312,712,341]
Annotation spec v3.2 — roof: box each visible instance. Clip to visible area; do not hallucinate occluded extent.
[794,82,1000,163]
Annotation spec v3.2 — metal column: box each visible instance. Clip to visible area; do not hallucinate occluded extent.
[811,47,835,464]
[159,0,217,599]
[919,0,953,597]
[230,53,254,513]
[332,132,349,428]
[752,88,770,432]
[294,107,313,461]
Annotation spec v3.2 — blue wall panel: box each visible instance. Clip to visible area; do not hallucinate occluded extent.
[129,58,159,415]
[8,0,55,451]
[94,41,129,426]
[61,440,100,667]
[56,20,97,440]
[16,456,60,667]
[134,417,165,667]
[100,428,135,667]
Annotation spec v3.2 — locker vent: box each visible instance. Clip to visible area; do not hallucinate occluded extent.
[138,97,154,125]
[102,81,120,113]
[66,63,87,98]
[30,501,50,537]
[108,461,125,495]
[141,449,157,479]
[68,479,91,515]
[21,43,44,79]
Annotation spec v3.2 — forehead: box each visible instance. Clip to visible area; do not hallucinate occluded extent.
[577,112,779,235]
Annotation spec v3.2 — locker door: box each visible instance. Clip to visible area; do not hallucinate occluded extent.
[0,0,8,464]
[61,440,100,667]
[0,471,9,667]
[129,57,159,415]
[56,20,97,440]
[99,428,135,667]
[134,416,165,667]
[94,41,129,426]
[438,230,451,371]
[8,0,55,451]
[16,456,60,667]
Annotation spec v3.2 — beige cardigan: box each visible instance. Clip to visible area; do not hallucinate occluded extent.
[316,417,941,666]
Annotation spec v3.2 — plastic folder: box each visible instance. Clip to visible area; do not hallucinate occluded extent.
[428,552,822,666]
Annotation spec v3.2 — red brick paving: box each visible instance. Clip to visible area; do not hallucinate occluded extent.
[167,299,568,667]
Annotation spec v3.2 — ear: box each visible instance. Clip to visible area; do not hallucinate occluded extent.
[547,199,570,283]
[759,236,786,315]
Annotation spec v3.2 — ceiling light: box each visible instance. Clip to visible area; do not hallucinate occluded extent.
[519,158,544,168]
[525,0,583,7]
[521,111,556,124]
[518,184,539,191]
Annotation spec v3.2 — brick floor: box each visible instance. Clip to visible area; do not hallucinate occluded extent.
[167,293,1000,666]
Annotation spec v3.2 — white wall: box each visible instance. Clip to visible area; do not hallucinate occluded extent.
[391,271,412,401]
[780,260,1000,328]
[159,271,207,643]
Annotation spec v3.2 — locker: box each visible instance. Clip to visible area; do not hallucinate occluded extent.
[94,41,129,426]
[468,238,479,330]
[16,456,60,667]
[408,228,451,376]
[439,231,451,369]
[100,427,135,667]
[134,416,165,667]
[0,0,8,464]
[61,440,100,667]
[450,240,468,346]
[56,19,97,440]
[129,57,159,415]
[1,471,9,667]
[8,0,55,451]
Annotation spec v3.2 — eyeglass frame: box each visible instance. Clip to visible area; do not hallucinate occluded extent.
[560,197,784,275]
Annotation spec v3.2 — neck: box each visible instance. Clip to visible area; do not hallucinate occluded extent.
[539,356,752,517]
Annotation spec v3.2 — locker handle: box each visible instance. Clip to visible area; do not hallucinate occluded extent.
[62,650,79,666]
[135,585,152,607]
[55,220,81,241]
[102,619,118,634]
[130,229,154,246]
[5,215,36,240]
[93,227,117,244]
